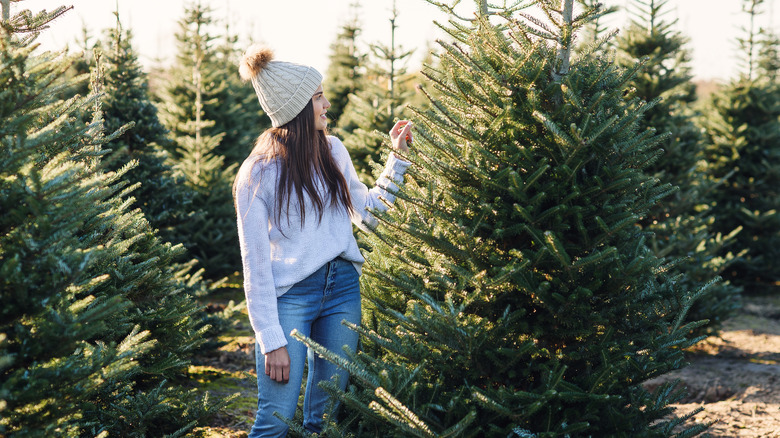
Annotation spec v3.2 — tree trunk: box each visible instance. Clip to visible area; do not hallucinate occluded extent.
[2,0,10,21]
[389,2,397,121]
[747,0,759,80]
[553,0,574,82]
[478,0,488,16]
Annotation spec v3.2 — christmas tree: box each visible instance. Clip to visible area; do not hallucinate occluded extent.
[338,1,416,185]
[616,0,741,335]
[212,15,270,168]
[155,1,244,280]
[698,0,780,294]
[98,13,198,251]
[324,2,365,127]
[156,1,265,169]
[1,4,214,435]
[300,1,707,436]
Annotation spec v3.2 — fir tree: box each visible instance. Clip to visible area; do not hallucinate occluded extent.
[1,4,215,436]
[699,0,780,294]
[213,16,269,167]
[157,1,264,169]
[324,2,365,126]
[338,1,415,185]
[99,13,197,250]
[155,1,244,280]
[301,1,707,436]
[616,0,740,335]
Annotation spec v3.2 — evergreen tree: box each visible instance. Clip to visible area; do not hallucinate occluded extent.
[1,4,214,436]
[338,1,415,185]
[213,16,269,167]
[737,0,768,82]
[324,2,365,126]
[616,0,741,335]
[300,1,707,436]
[155,1,244,280]
[157,1,264,169]
[698,0,780,294]
[99,13,197,250]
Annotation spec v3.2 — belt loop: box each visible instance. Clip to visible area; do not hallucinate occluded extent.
[327,257,337,290]
[326,257,336,278]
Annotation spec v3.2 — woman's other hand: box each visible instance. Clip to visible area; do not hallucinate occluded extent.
[265,346,290,383]
[390,120,413,153]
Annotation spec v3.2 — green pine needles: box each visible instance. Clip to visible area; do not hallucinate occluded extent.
[699,73,780,294]
[96,16,199,258]
[302,2,709,437]
[616,0,741,336]
[1,6,215,436]
[155,2,265,281]
[697,0,780,294]
[337,3,416,185]
[324,2,365,127]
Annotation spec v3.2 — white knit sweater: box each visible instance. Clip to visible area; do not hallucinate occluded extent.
[235,135,411,354]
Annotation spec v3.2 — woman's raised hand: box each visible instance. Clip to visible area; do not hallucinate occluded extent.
[390,120,413,153]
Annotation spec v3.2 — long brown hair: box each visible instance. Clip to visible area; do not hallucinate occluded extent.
[234,99,353,228]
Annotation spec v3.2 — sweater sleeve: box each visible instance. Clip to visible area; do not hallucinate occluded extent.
[334,137,412,229]
[235,163,288,355]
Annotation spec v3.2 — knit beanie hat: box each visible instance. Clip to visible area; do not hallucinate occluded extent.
[239,45,323,127]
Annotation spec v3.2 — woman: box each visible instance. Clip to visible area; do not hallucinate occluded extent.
[234,46,413,437]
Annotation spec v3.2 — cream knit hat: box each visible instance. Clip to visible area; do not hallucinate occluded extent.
[239,45,323,127]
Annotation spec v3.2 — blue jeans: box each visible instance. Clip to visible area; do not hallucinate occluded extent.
[249,257,361,438]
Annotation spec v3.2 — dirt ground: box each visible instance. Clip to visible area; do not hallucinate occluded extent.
[191,295,780,438]
[645,295,780,438]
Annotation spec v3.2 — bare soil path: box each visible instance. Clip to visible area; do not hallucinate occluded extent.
[646,295,780,438]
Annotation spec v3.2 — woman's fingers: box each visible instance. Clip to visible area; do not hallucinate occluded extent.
[270,365,289,383]
[390,120,413,152]
[391,120,412,138]
[270,363,289,383]
[265,347,290,383]
[390,120,405,137]
[401,122,413,143]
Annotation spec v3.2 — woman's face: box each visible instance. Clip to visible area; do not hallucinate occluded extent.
[312,85,330,131]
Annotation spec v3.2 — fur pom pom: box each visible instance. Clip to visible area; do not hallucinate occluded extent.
[240,45,274,81]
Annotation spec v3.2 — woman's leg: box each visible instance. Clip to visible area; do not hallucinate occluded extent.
[249,264,328,438]
[302,258,362,433]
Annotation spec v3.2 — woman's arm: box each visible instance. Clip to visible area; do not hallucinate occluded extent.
[235,162,287,355]
[236,167,292,383]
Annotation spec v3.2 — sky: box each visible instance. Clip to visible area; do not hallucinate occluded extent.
[18,0,780,81]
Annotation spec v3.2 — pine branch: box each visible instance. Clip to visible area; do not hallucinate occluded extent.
[2,5,71,34]
[424,0,531,22]
[372,387,436,437]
